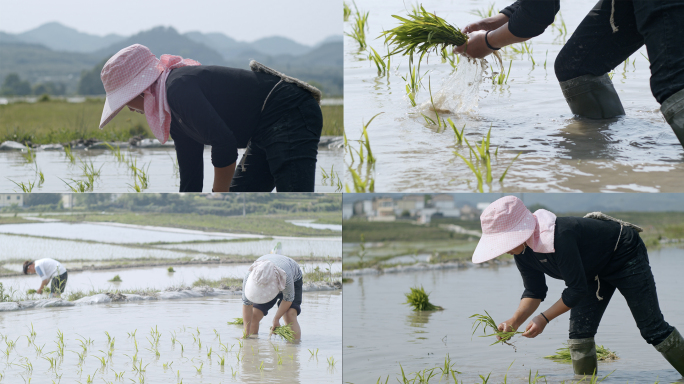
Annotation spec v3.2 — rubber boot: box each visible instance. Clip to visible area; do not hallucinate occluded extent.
[655,328,684,376]
[661,88,684,149]
[568,338,598,376]
[559,74,626,119]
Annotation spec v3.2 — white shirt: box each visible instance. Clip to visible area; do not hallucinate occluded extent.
[34,258,66,281]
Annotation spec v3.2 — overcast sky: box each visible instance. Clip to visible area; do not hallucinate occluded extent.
[0,0,340,46]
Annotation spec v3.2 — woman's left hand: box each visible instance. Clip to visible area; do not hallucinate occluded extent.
[522,315,547,338]
[453,31,494,59]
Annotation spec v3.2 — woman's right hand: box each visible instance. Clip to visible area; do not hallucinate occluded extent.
[497,318,518,340]
[462,13,509,34]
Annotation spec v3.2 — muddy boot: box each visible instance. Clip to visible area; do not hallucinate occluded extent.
[559,74,626,119]
[661,88,684,149]
[655,328,684,376]
[568,338,598,376]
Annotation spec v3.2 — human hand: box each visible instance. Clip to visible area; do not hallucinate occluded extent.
[37,288,43,294]
[522,315,547,338]
[271,318,281,335]
[453,31,493,59]
[462,13,509,34]
[496,318,518,340]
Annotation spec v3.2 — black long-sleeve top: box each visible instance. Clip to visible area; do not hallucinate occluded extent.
[514,216,642,308]
[165,65,280,183]
[500,0,560,38]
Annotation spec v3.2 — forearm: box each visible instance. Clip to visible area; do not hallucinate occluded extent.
[486,22,530,49]
[213,162,236,192]
[273,300,292,321]
[39,280,48,290]
[541,297,571,322]
[510,297,541,328]
[242,305,253,334]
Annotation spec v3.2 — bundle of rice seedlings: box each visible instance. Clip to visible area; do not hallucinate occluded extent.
[404,286,444,311]
[227,318,243,325]
[544,344,619,363]
[381,5,468,64]
[27,289,37,295]
[271,323,295,342]
[108,275,122,282]
[470,311,523,348]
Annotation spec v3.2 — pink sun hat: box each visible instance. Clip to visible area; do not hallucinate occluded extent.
[244,259,287,304]
[472,196,536,263]
[99,44,163,129]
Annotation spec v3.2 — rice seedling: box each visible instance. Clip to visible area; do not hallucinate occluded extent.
[258,361,265,372]
[167,267,175,273]
[34,343,45,355]
[94,355,106,368]
[522,41,535,66]
[63,145,76,164]
[8,179,35,193]
[401,59,426,106]
[368,46,388,75]
[544,344,618,363]
[163,361,173,370]
[308,348,319,357]
[108,275,122,283]
[206,346,212,358]
[346,7,369,50]
[471,3,496,18]
[438,354,460,377]
[79,159,102,186]
[271,323,296,342]
[114,371,124,380]
[494,60,513,85]
[194,363,203,374]
[641,51,650,62]
[132,359,149,374]
[327,356,337,367]
[104,142,126,163]
[377,376,389,384]
[60,177,92,193]
[21,144,35,163]
[343,2,352,21]
[446,118,466,144]
[346,113,383,192]
[127,330,137,338]
[215,353,225,366]
[227,318,244,325]
[381,5,468,66]
[235,351,242,362]
[470,311,524,349]
[404,285,443,311]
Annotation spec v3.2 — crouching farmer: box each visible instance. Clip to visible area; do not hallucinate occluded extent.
[242,254,303,339]
[23,258,68,297]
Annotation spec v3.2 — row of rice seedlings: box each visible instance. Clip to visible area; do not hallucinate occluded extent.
[80,159,103,186]
[544,344,619,363]
[343,2,352,21]
[60,177,92,193]
[320,164,343,191]
[346,5,369,50]
[345,113,382,192]
[104,142,126,164]
[381,5,468,68]
[470,310,524,349]
[8,178,35,193]
[21,144,35,163]
[63,145,76,164]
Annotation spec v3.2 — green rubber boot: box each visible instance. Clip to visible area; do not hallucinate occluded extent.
[568,338,598,376]
[661,88,684,149]
[559,74,626,119]
[654,328,684,376]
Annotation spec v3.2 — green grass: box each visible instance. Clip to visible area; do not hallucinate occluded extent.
[404,286,443,311]
[545,344,619,363]
[0,100,343,145]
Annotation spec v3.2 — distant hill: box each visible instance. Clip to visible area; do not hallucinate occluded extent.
[11,22,125,53]
[0,25,342,96]
[0,42,101,92]
[95,26,227,65]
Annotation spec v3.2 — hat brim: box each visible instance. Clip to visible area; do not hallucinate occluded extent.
[99,64,161,129]
[472,214,536,263]
[244,274,279,304]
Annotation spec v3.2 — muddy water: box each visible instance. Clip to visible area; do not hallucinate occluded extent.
[342,248,684,383]
[2,262,342,292]
[0,291,341,383]
[344,0,684,192]
[0,146,342,192]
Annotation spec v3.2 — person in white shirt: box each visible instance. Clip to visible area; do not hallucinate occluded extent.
[23,259,68,297]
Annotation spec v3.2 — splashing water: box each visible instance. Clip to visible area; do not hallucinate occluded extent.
[418,58,488,115]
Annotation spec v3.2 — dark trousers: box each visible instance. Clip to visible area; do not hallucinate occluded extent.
[554,0,684,103]
[568,237,673,345]
[230,91,322,192]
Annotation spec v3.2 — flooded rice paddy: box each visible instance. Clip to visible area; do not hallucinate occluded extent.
[342,247,684,383]
[344,0,684,192]
[1,262,342,292]
[1,146,343,193]
[0,291,341,383]
[0,222,343,264]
